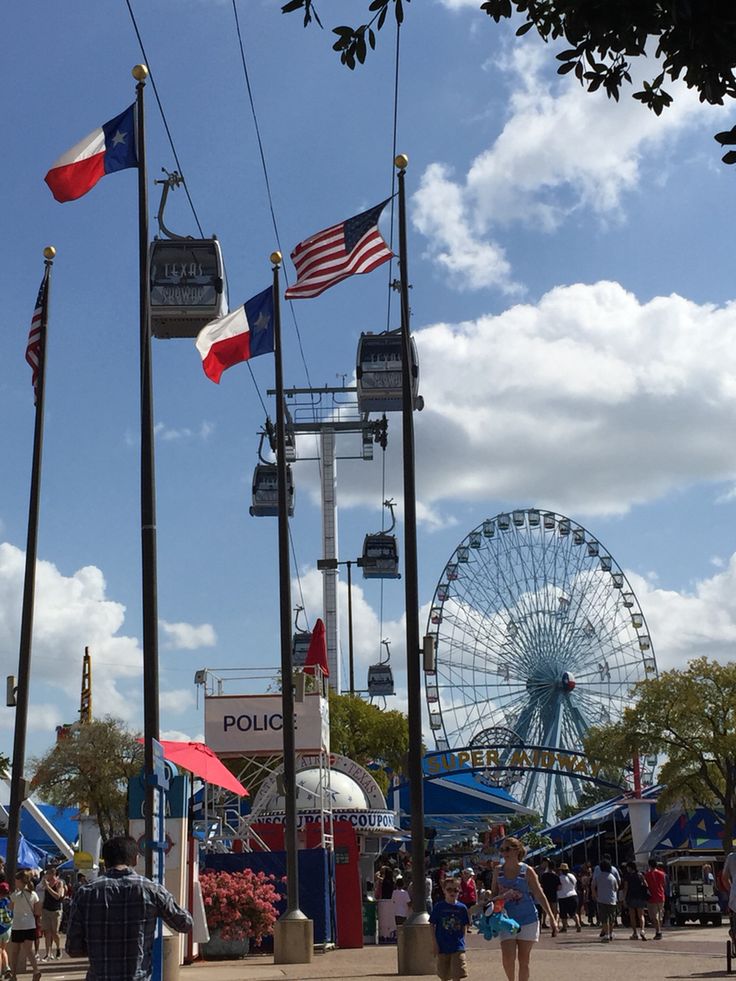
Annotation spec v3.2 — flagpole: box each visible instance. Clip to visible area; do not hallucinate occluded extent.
[271,252,313,964]
[6,246,55,883]
[395,155,433,974]
[133,63,160,880]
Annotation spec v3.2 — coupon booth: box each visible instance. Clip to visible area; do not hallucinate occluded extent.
[247,754,397,949]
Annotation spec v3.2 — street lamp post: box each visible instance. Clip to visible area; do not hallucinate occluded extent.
[394,154,434,975]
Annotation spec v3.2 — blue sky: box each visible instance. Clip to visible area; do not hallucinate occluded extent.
[4,1,736,764]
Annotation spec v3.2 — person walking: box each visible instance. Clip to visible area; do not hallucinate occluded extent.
[8,871,41,981]
[39,867,65,961]
[538,860,560,936]
[644,858,666,939]
[375,865,396,943]
[491,837,558,981]
[459,869,477,911]
[65,835,191,981]
[621,862,650,941]
[392,876,411,928]
[429,877,470,981]
[556,864,582,933]
[592,858,618,943]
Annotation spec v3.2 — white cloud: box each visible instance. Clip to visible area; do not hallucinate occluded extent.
[160,620,217,650]
[413,44,725,290]
[160,728,204,743]
[627,556,736,671]
[159,688,196,713]
[0,543,143,724]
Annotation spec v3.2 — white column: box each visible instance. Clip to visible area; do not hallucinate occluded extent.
[320,429,341,690]
[628,798,653,868]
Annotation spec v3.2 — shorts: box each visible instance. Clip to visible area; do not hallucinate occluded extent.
[627,899,647,909]
[436,951,468,981]
[10,929,37,944]
[41,909,63,933]
[0,931,8,947]
[500,921,540,943]
[559,897,578,917]
[598,903,617,926]
[647,902,664,921]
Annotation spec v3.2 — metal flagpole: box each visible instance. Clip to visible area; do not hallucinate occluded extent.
[395,155,433,974]
[6,247,56,883]
[133,63,160,881]
[271,253,313,963]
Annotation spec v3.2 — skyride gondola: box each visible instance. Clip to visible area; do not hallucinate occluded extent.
[249,430,295,517]
[367,638,395,698]
[148,170,228,339]
[355,329,422,414]
[360,499,400,580]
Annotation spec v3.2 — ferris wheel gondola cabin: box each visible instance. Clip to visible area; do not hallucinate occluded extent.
[249,463,295,517]
[355,330,421,414]
[149,238,228,338]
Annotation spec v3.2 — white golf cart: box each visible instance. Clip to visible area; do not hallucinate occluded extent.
[667,856,722,927]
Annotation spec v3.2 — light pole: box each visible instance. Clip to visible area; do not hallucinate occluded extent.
[394,154,434,975]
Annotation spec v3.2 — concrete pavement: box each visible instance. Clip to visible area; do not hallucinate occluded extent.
[29,923,731,981]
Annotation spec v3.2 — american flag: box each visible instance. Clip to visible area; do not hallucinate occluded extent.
[26,273,48,403]
[285,198,393,300]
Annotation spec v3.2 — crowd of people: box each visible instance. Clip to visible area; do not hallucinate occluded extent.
[372,845,732,981]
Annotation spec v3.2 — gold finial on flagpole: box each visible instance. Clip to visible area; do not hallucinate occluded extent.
[270,251,282,266]
[43,246,56,260]
[395,153,409,170]
[132,64,149,81]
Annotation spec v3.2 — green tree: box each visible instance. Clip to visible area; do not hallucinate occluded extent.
[283,0,736,116]
[0,753,9,777]
[583,657,736,851]
[328,691,410,791]
[30,717,144,840]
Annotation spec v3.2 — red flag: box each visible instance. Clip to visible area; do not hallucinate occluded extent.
[304,618,329,676]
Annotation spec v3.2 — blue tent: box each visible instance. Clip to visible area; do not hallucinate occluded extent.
[638,807,724,854]
[389,771,533,845]
[0,835,51,868]
[20,805,78,856]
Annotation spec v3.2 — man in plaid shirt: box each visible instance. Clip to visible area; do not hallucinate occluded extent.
[66,836,192,981]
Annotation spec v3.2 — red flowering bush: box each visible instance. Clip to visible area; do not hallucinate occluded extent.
[200,869,280,944]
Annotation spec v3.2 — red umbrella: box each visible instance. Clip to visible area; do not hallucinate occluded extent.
[137,739,248,796]
[304,617,329,676]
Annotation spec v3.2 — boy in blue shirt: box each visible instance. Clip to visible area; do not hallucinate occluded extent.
[429,878,470,981]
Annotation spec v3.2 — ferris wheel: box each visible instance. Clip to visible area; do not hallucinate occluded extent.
[424,508,657,823]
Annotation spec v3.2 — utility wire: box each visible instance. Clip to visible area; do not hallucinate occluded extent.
[385,20,402,331]
[231,0,316,397]
[124,0,204,237]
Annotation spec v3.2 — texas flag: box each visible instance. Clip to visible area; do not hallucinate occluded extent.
[44,104,138,203]
[195,286,274,383]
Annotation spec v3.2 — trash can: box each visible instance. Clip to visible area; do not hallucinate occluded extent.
[363,897,377,945]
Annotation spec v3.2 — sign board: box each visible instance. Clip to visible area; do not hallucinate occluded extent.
[204,692,329,756]
[255,808,398,832]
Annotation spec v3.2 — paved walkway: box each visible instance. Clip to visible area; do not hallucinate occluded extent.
[28,924,731,981]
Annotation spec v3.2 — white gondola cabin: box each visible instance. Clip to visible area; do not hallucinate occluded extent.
[360,533,400,579]
[356,330,420,413]
[149,238,228,338]
[367,663,395,696]
[249,463,295,517]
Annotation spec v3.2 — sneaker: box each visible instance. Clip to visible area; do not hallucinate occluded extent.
[55,951,62,960]
[640,933,648,941]
[576,924,582,932]
[600,936,609,943]
[630,932,638,940]
[654,932,663,940]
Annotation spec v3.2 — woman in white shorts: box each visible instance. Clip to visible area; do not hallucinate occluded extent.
[491,838,559,981]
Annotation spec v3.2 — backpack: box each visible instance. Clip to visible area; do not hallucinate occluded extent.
[0,901,11,933]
